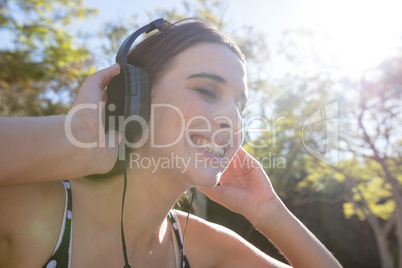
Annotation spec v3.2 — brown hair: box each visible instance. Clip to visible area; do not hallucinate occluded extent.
[127,18,245,88]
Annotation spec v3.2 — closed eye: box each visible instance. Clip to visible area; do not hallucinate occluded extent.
[194,88,216,98]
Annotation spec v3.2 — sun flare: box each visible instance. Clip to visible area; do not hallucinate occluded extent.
[294,0,402,77]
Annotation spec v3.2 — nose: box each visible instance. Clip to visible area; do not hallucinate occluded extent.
[213,101,243,135]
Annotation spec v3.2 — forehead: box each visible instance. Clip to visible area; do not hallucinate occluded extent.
[163,42,247,91]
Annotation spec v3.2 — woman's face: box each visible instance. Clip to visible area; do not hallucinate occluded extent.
[141,42,247,188]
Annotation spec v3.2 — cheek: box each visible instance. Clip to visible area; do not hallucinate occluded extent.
[149,105,186,146]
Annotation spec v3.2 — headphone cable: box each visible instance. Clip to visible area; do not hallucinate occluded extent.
[181,191,194,265]
[121,161,194,268]
[121,158,131,268]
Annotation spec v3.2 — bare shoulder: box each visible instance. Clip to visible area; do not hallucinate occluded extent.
[172,209,289,268]
[0,181,65,231]
[0,181,66,267]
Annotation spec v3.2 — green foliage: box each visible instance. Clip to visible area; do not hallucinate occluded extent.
[298,159,345,192]
[0,0,97,116]
[244,72,339,199]
[342,160,395,221]
[340,56,402,221]
[293,54,402,267]
[344,182,395,221]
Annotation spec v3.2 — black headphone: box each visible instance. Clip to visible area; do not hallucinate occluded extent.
[104,18,170,268]
[105,18,169,136]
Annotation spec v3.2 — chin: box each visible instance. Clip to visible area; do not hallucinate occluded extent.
[186,166,223,188]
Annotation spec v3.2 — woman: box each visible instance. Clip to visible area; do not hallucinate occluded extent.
[0,18,341,267]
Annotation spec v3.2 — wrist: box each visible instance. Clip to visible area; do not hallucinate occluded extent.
[64,112,103,175]
[69,111,120,175]
[248,196,291,234]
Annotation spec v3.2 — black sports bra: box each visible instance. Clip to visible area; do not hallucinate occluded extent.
[42,180,190,268]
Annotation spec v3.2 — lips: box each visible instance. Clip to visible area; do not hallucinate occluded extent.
[191,135,225,157]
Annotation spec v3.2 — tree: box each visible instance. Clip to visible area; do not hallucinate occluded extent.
[297,55,402,268]
[339,56,402,268]
[0,0,96,116]
[264,27,402,267]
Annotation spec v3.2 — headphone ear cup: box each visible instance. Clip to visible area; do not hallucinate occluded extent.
[105,65,127,132]
[124,64,151,137]
[105,64,151,139]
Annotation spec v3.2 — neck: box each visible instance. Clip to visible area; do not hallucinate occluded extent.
[72,160,189,249]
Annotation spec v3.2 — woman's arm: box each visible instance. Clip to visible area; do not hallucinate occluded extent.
[252,195,341,268]
[199,148,342,268]
[0,64,121,186]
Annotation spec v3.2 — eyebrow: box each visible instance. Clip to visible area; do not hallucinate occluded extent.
[187,72,227,84]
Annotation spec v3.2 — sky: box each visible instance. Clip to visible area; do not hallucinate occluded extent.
[83,0,402,81]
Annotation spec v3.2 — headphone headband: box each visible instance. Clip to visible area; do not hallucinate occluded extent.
[105,18,171,135]
[116,18,168,64]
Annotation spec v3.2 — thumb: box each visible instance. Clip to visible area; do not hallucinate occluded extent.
[198,185,243,215]
[197,185,224,203]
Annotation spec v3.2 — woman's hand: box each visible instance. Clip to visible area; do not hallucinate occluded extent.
[198,147,280,224]
[199,148,342,268]
[67,63,122,174]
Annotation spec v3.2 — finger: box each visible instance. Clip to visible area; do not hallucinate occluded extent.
[198,185,243,214]
[90,63,121,90]
[101,89,107,103]
[233,147,261,168]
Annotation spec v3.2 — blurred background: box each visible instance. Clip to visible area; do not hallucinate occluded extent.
[1,0,401,267]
